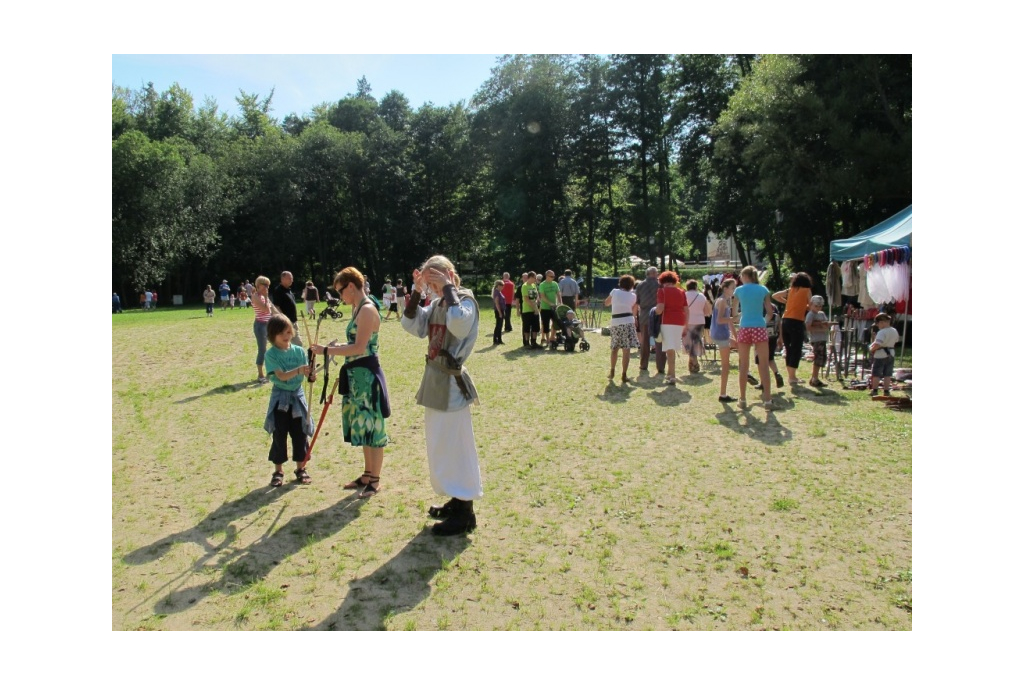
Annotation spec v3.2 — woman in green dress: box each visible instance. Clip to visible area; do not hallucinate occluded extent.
[311,267,389,498]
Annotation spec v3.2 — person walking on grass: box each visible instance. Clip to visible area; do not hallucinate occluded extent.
[773,271,814,387]
[303,280,319,318]
[203,285,216,317]
[492,279,506,345]
[219,280,231,310]
[401,255,484,536]
[559,269,580,310]
[753,301,785,391]
[635,266,660,374]
[272,271,303,347]
[683,279,711,374]
[520,272,541,349]
[311,267,390,499]
[734,266,776,411]
[710,278,738,403]
[251,276,274,383]
[262,314,315,487]
[538,270,561,346]
[654,271,688,385]
[502,272,515,334]
[604,274,640,383]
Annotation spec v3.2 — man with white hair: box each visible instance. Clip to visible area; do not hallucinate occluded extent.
[634,266,661,373]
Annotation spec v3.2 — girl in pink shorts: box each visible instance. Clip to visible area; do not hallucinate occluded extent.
[733,266,775,410]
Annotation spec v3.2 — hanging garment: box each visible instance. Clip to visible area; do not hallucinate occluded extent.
[858,259,877,307]
[826,261,843,308]
[841,260,858,296]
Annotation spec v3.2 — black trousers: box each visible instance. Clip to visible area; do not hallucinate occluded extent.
[781,318,805,369]
[269,408,308,465]
[504,303,514,332]
[493,308,504,341]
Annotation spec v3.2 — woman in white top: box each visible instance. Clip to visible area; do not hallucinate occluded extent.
[683,279,712,373]
[603,274,640,383]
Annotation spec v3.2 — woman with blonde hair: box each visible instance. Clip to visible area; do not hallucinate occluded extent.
[251,276,274,383]
[401,255,483,535]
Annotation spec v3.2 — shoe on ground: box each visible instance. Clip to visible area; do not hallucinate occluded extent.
[431,499,476,536]
[775,373,784,389]
[870,389,879,397]
[747,374,758,386]
[719,395,736,403]
[883,390,892,397]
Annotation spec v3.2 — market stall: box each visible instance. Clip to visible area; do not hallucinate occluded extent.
[827,205,912,378]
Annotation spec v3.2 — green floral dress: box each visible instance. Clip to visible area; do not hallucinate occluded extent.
[341,301,388,447]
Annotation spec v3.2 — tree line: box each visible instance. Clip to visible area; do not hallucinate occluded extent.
[112,54,911,302]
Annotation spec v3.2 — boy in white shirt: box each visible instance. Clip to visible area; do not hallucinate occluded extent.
[869,313,900,397]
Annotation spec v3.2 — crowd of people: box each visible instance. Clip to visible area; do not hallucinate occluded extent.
[124,259,899,540]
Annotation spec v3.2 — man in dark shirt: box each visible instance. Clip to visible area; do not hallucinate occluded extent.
[272,270,303,346]
[634,266,661,373]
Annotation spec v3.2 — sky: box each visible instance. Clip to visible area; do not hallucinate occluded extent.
[112,54,505,118]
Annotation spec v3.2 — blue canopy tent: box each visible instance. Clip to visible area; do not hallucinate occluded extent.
[829,204,912,366]
[829,205,912,261]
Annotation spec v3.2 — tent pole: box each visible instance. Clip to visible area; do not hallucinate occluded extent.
[900,314,908,366]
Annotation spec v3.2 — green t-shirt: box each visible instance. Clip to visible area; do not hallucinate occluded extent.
[538,280,560,310]
[521,282,539,313]
[265,343,308,391]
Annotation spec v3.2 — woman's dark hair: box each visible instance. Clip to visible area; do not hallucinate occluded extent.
[686,279,699,291]
[618,274,636,291]
[790,272,813,289]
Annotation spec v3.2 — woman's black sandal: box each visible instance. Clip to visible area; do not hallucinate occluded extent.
[294,468,312,485]
[344,471,371,490]
[358,477,381,499]
[270,472,284,487]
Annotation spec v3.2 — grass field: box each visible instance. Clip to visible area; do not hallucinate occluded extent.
[112,302,911,630]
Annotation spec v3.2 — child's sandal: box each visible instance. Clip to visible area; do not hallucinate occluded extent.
[294,468,312,485]
[270,472,284,487]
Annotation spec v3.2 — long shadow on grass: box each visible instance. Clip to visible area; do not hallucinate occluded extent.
[675,372,714,387]
[648,385,692,405]
[788,386,849,406]
[714,405,792,445]
[501,345,543,359]
[175,380,262,404]
[134,491,368,614]
[598,380,636,403]
[309,528,471,630]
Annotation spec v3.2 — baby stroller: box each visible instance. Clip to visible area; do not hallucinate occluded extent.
[549,304,590,352]
[318,292,345,321]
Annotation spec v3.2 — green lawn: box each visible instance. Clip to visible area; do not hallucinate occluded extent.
[113,303,911,630]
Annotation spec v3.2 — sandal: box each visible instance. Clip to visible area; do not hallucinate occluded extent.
[294,468,312,485]
[718,395,736,403]
[270,471,284,487]
[344,471,371,490]
[358,477,381,499]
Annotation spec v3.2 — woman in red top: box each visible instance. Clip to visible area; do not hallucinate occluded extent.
[654,271,689,385]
